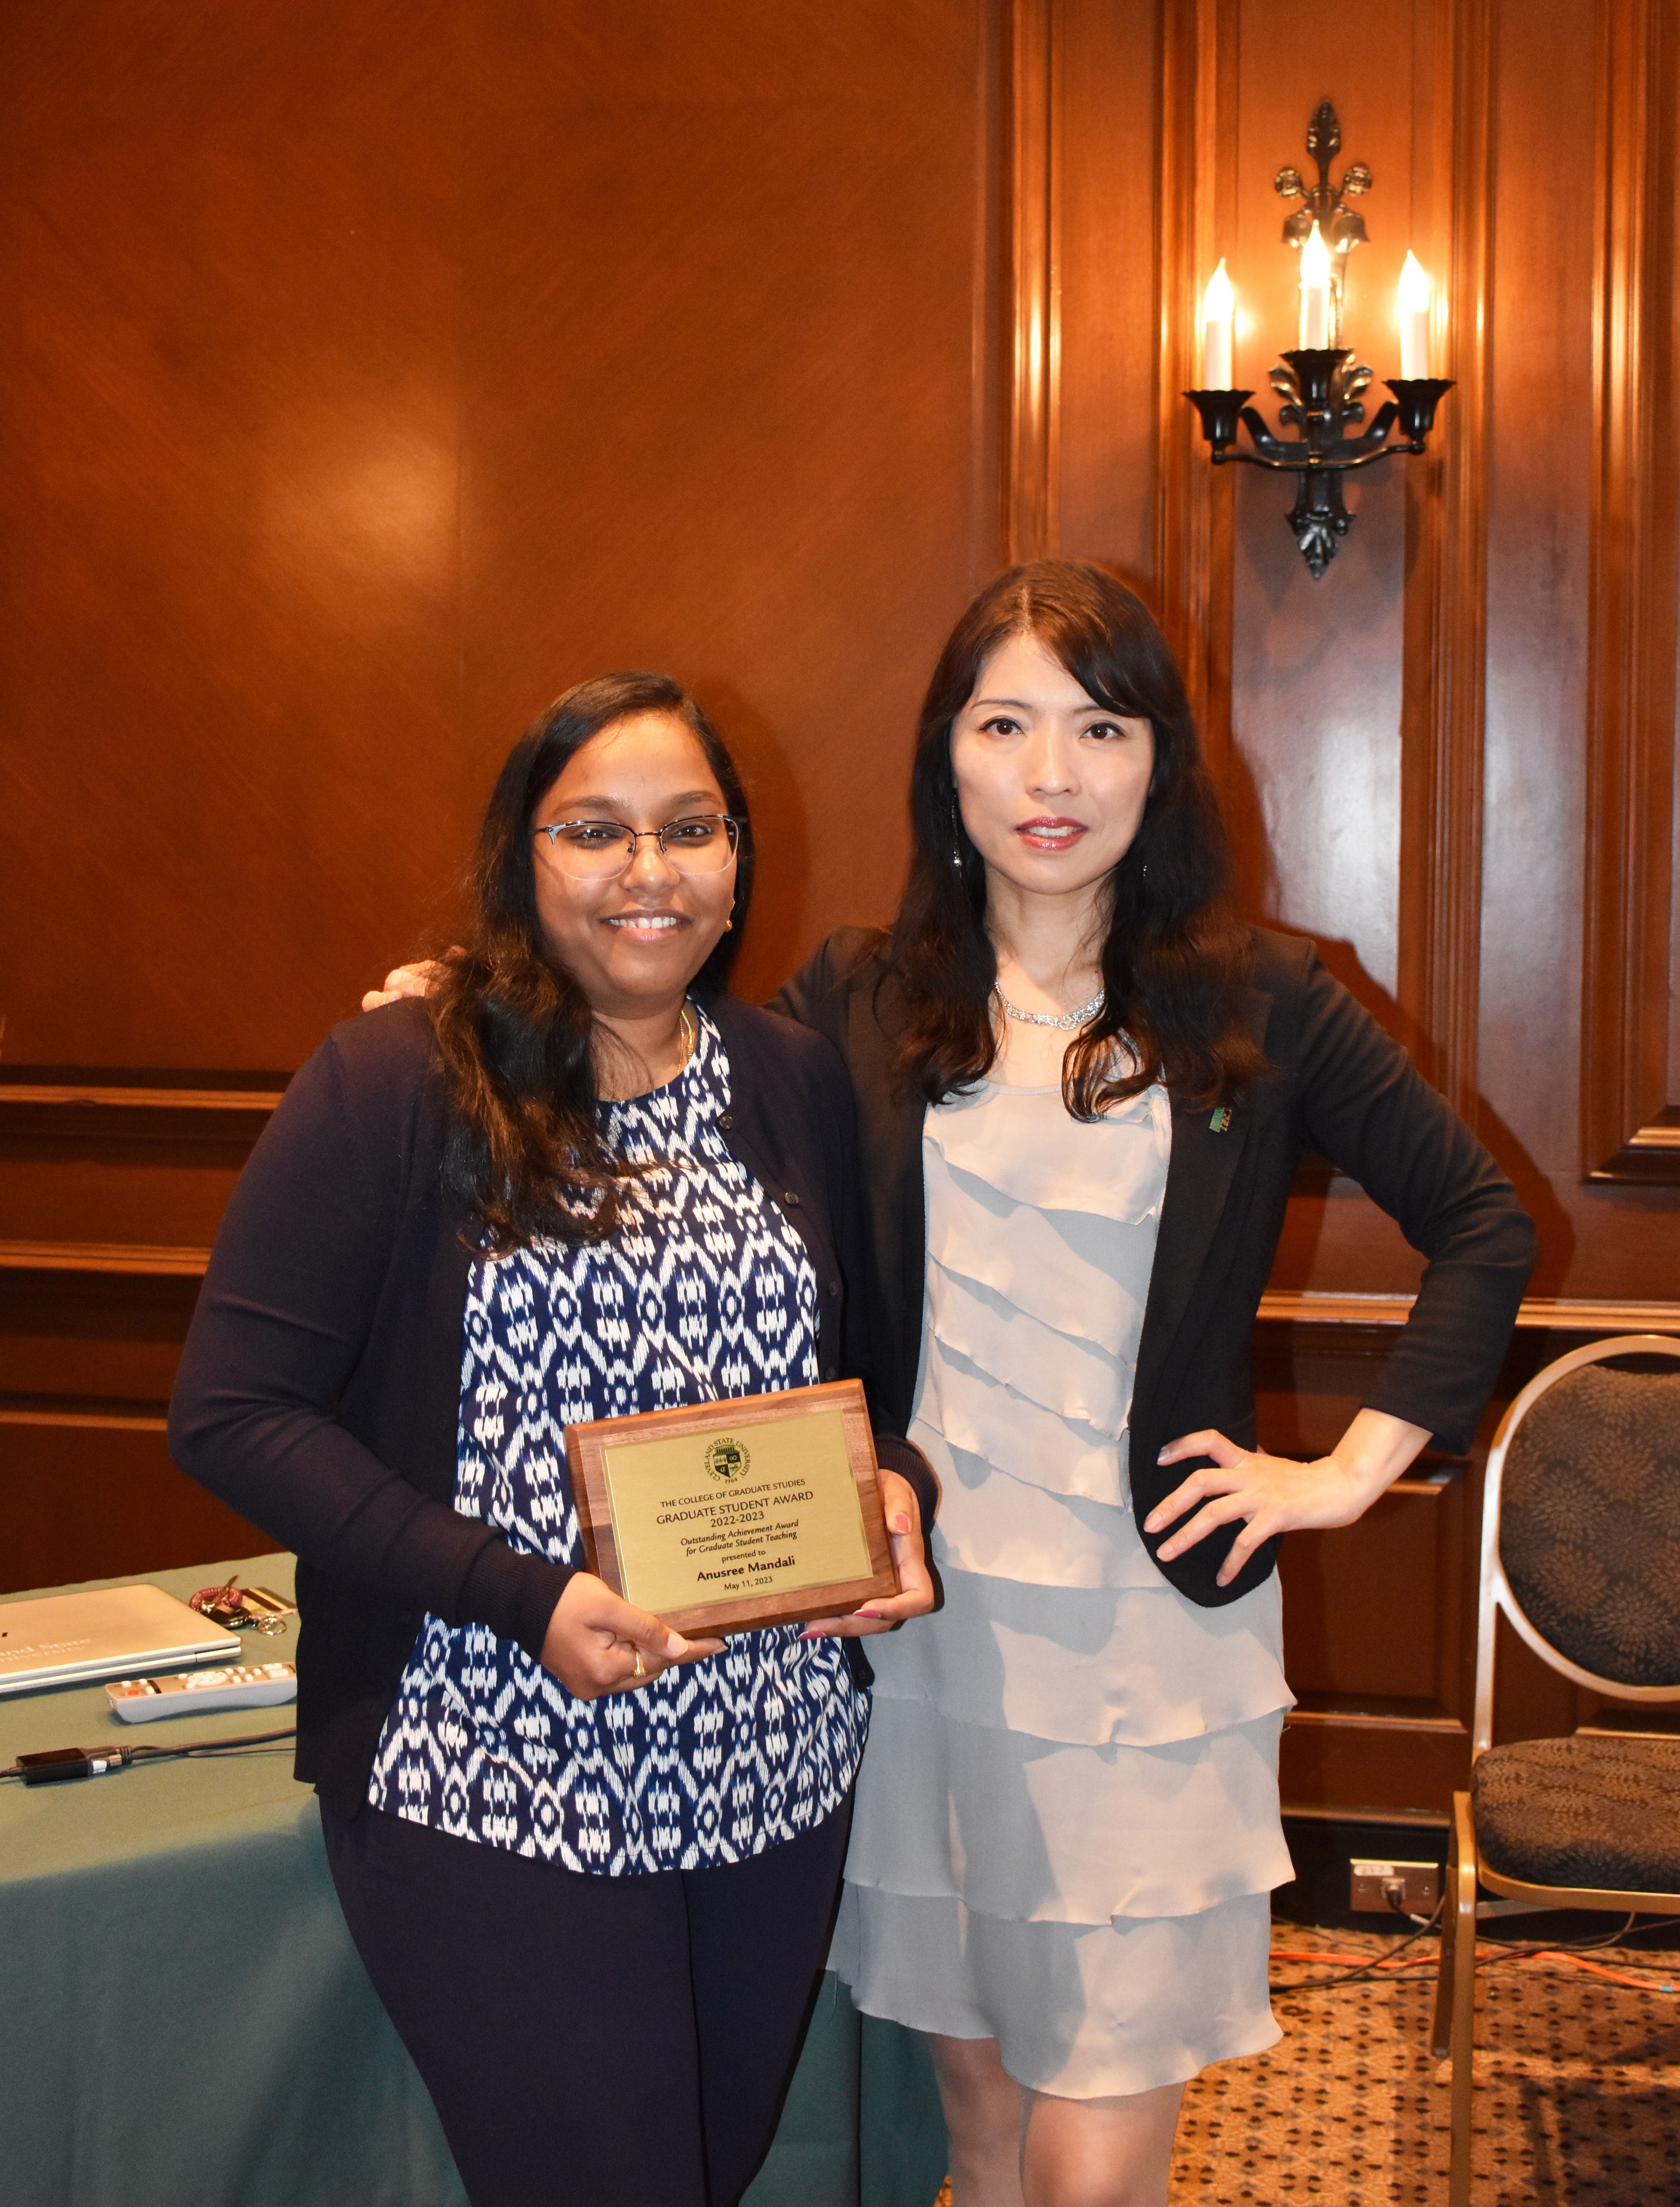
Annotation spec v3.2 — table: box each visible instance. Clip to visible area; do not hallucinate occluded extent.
[0,1554,946,2207]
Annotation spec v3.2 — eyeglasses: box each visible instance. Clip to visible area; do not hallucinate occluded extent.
[533,813,743,878]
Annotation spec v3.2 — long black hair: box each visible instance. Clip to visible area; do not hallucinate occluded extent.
[890,558,1265,1114]
[432,672,752,1252]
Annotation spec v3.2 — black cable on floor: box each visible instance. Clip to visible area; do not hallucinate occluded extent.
[1269,1899,1446,1991]
[1475,1910,1637,1967]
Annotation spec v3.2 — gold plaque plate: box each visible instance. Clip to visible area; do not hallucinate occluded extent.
[563,1378,899,1635]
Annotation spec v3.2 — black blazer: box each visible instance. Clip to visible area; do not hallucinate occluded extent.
[169,992,936,1813]
[773,924,1538,1608]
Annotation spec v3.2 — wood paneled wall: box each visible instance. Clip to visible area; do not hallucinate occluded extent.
[0,0,1001,1581]
[3,0,1677,1818]
[1122,0,1680,1810]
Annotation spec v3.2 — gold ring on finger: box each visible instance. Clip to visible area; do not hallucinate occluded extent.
[633,1648,646,1679]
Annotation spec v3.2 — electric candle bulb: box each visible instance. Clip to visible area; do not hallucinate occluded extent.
[1398,251,1431,379]
[1201,260,1235,390]
[1299,221,1332,349]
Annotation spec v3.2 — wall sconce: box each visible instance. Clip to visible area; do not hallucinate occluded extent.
[1184,102,1452,578]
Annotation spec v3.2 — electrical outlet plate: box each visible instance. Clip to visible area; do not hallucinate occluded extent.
[1350,1858,1441,1915]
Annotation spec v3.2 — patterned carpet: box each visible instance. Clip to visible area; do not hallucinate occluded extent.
[1176,1924,1680,2203]
[932,1925,1680,2204]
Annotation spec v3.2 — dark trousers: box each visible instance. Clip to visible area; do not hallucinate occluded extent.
[320,1793,854,2207]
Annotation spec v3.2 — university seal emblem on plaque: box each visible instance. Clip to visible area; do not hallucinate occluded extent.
[703,1435,750,1484]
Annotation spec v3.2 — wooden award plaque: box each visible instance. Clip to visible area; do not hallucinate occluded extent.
[563,1378,900,1636]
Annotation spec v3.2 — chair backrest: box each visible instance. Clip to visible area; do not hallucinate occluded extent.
[1472,1335,1680,1756]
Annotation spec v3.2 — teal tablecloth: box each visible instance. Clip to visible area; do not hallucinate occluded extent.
[0,1554,946,2207]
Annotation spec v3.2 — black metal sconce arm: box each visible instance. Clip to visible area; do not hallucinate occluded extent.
[1185,349,1453,578]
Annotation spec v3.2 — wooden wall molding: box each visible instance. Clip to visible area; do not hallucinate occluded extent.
[1587,1108,1680,1183]
[11,1237,1678,1347]
[1257,1289,1680,1334]
[0,1083,283,1162]
[1581,0,1680,1181]
[0,1241,214,1276]
[1003,0,1058,561]
[1285,1706,1465,1735]
[0,1080,287,1112]
[1153,0,1238,777]
[1396,0,1497,1126]
[0,1405,170,1432]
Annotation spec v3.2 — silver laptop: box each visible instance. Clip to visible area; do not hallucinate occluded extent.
[0,1583,244,1696]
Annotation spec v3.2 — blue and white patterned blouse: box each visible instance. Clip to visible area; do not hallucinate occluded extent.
[367,1007,869,1873]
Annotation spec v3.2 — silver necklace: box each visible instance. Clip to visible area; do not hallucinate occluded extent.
[993,985,1106,1031]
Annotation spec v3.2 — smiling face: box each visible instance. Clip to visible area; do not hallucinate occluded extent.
[949,630,1155,917]
[531,711,737,1022]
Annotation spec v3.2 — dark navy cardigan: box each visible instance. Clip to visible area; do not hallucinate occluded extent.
[169,993,936,1815]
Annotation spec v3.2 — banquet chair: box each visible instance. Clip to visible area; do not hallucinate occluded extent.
[1431,1334,1680,2207]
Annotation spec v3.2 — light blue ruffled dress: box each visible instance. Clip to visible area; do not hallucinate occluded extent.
[831,1074,1293,2097]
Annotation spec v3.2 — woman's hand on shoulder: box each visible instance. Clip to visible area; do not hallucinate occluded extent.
[540,1572,724,1698]
[360,950,461,1013]
[1146,1409,1432,1587]
[801,1470,936,1638]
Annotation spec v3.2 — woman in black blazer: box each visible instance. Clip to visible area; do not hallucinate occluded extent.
[773,563,1537,2207]
[777,925,1527,1608]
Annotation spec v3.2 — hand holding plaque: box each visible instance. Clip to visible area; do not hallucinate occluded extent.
[564,1379,900,1635]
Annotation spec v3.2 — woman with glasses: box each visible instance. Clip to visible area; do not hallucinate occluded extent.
[169,671,937,2207]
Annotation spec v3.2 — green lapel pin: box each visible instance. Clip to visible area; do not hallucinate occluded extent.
[1209,1104,1233,1133]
